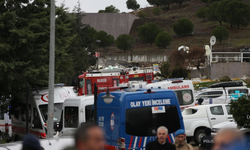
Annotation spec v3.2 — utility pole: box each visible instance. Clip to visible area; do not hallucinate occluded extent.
[47,0,55,138]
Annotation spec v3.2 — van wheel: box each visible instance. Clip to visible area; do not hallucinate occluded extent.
[194,129,205,145]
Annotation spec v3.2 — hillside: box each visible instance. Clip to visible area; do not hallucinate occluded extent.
[103,0,250,56]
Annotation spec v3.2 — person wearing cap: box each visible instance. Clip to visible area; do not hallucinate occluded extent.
[199,128,214,150]
[146,126,176,150]
[174,129,194,150]
[22,134,42,150]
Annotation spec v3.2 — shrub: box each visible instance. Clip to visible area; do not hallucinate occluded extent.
[138,11,147,18]
[152,7,163,17]
[212,26,229,44]
[173,18,194,36]
[155,31,172,48]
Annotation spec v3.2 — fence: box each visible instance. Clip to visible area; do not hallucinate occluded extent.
[211,52,250,63]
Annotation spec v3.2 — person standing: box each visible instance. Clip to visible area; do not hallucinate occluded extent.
[21,134,43,150]
[146,126,176,150]
[63,123,105,150]
[174,129,194,150]
[199,128,214,150]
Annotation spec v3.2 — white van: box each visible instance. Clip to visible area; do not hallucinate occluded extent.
[11,86,77,140]
[146,80,196,109]
[60,95,94,137]
[196,86,249,104]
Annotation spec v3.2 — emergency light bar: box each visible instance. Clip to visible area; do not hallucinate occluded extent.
[172,80,184,83]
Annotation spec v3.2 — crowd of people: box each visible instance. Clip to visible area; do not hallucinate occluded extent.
[20,124,246,150]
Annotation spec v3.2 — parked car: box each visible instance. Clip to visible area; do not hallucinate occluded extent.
[182,104,232,144]
[212,121,250,147]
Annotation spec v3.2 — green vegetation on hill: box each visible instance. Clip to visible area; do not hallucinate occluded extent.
[105,0,250,56]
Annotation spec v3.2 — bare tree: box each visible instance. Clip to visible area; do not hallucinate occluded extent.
[170,46,206,78]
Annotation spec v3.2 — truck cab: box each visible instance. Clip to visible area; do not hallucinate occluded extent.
[60,95,94,137]
[182,104,232,144]
[97,89,184,150]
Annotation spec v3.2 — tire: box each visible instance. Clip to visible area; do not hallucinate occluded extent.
[194,129,206,145]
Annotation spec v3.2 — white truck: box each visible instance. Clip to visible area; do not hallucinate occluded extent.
[182,104,232,144]
[60,95,94,137]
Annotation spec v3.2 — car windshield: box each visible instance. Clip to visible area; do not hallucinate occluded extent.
[174,90,194,105]
[39,103,62,123]
[126,105,181,136]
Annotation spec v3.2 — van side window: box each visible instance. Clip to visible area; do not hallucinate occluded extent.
[126,105,181,136]
[198,91,223,99]
[65,107,78,128]
[228,89,248,95]
[210,106,224,115]
[85,105,93,122]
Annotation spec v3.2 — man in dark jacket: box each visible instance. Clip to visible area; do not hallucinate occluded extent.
[199,128,214,150]
[146,126,176,150]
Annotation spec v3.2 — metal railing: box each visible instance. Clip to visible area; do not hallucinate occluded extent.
[211,52,250,63]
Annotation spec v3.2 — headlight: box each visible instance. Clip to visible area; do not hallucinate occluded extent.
[212,128,220,133]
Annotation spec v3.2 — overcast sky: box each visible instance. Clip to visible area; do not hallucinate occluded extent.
[56,0,151,13]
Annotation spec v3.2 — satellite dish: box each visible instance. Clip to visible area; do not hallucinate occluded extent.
[205,45,211,56]
[210,36,216,45]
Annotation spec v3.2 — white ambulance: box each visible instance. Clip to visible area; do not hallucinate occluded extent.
[11,86,77,140]
[146,80,196,109]
[60,95,94,137]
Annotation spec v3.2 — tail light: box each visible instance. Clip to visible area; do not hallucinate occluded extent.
[117,137,125,150]
[5,123,9,133]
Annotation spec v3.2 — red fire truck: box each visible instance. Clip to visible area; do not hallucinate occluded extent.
[78,68,154,95]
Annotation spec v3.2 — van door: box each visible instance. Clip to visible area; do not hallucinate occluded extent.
[207,105,228,127]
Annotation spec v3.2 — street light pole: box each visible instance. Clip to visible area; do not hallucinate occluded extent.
[47,0,55,138]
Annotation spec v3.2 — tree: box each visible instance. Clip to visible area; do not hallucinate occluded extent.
[115,34,135,61]
[137,23,162,45]
[126,0,140,10]
[173,18,194,36]
[156,0,174,9]
[170,46,206,78]
[174,0,191,8]
[94,31,114,50]
[138,11,147,18]
[230,96,250,128]
[98,5,120,13]
[70,2,98,75]
[212,26,229,44]
[206,1,227,25]
[155,31,172,48]
[224,0,250,29]
[147,0,160,6]
[160,62,171,78]
[196,6,207,21]
[0,0,96,105]
[160,62,188,78]
[152,7,163,17]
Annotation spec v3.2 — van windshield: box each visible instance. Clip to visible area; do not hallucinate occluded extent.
[174,90,194,105]
[39,103,62,123]
[126,105,181,136]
